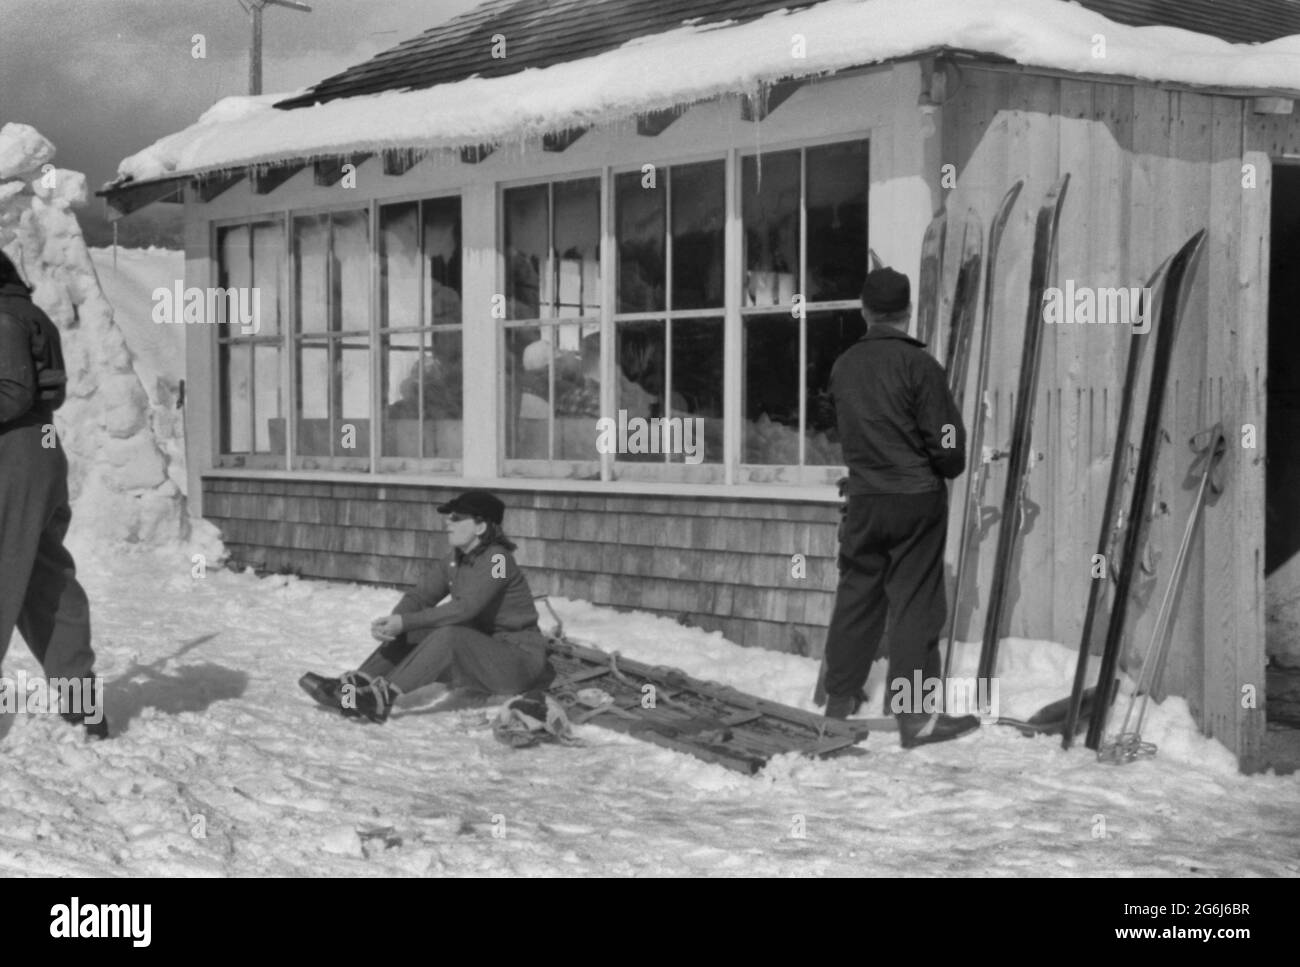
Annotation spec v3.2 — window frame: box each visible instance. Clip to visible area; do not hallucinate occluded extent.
[609,155,729,482]
[497,169,606,479]
[375,188,465,475]
[736,134,870,484]
[212,212,290,470]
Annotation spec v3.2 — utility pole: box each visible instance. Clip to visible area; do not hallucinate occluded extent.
[239,0,313,95]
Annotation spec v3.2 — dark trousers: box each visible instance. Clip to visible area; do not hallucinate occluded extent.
[358,625,555,696]
[823,490,947,709]
[0,430,94,680]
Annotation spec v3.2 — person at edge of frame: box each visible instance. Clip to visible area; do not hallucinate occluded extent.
[0,251,106,739]
[299,490,556,723]
[821,266,981,748]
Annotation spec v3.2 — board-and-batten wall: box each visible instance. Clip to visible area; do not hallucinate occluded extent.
[938,65,1267,769]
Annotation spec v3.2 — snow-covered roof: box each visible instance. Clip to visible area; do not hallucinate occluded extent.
[110,0,1300,189]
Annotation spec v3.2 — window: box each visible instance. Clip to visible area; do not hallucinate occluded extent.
[293,209,371,468]
[379,197,463,467]
[742,140,868,467]
[217,220,284,465]
[613,161,725,469]
[502,178,601,467]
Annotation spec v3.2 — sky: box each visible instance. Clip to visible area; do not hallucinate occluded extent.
[0,0,483,195]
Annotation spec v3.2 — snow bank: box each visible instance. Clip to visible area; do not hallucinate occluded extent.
[0,123,221,557]
[87,246,188,497]
[114,0,1300,185]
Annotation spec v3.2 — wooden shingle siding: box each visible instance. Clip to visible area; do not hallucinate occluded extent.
[203,475,842,656]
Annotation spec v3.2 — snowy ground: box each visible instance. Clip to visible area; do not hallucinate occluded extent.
[1,537,1295,878]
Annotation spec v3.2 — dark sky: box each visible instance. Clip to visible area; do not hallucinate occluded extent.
[0,0,482,193]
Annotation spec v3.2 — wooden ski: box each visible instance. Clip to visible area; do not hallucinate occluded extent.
[942,181,1023,679]
[976,174,1070,684]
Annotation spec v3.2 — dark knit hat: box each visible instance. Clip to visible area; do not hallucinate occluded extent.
[436,490,506,524]
[861,268,910,313]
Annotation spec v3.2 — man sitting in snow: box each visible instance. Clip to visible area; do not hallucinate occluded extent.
[0,251,106,739]
[300,490,555,723]
[821,267,979,748]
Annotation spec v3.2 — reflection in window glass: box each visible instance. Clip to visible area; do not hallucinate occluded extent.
[381,203,420,330]
[251,222,283,335]
[806,141,869,302]
[333,211,369,332]
[616,170,665,313]
[743,314,798,464]
[220,343,251,453]
[252,344,281,452]
[616,320,665,461]
[554,179,601,318]
[340,339,371,451]
[742,151,799,307]
[219,226,251,293]
[806,309,866,464]
[382,330,424,458]
[505,326,549,459]
[505,185,548,318]
[669,319,723,463]
[297,342,329,457]
[423,196,462,326]
[671,162,725,310]
[294,214,329,334]
[555,322,600,461]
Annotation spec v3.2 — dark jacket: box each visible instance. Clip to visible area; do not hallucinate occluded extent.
[829,325,966,495]
[395,540,541,637]
[0,281,67,431]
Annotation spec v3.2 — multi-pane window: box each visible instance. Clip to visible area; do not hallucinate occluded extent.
[217,220,284,462]
[379,197,463,465]
[293,209,371,467]
[742,139,869,466]
[502,178,601,464]
[614,161,725,466]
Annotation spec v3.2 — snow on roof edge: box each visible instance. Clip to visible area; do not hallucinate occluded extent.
[107,0,1300,191]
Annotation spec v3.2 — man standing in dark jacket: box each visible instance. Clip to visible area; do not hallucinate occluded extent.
[0,251,104,738]
[822,267,979,748]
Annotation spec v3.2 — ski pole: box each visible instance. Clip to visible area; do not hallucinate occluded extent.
[1098,424,1227,764]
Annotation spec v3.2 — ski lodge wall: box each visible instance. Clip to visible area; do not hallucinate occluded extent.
[170,57,1289,770]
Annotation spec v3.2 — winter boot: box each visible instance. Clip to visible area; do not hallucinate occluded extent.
[336,672,397,724]
[299,672,347,710]
[897,712,980,749]
[59,677,109,740]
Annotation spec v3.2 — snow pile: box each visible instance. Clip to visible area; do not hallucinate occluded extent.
[87,246,188,493]
[0,122,219,555]
[0,555,1293,877]
[115,0,1300,185]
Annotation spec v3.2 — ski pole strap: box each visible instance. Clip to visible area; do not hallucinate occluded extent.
[1188,423,1229,496]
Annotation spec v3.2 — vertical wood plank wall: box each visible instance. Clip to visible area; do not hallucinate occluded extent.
[203,478,842,656]
[941,66,1268,769]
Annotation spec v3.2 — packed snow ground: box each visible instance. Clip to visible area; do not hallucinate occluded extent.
[0,537,1295,878]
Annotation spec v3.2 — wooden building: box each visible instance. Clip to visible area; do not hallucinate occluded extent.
[103,0,1300,770]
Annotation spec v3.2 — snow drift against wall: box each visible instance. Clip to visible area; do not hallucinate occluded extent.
[0,122,220,554]
[114,0,1300,185]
